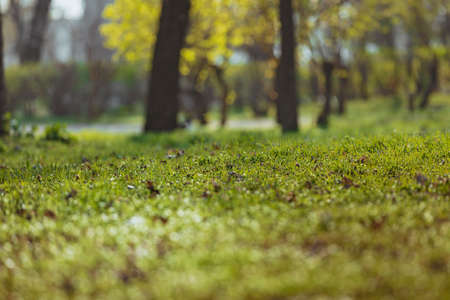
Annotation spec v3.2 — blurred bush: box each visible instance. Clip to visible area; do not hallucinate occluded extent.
[43,123,76,144]
[227,61,276,116]
[5,62,146,120]
[4,57,449,122]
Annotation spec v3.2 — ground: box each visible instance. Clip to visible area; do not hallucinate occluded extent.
[0,96,449,299]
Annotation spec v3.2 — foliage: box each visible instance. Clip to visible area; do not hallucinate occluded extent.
[102,0,242,76]
[0,98,449,299]
[43,123,76,144]
[5,63,146,119]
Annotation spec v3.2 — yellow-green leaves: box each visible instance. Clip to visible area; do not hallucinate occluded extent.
[101,0,246,76]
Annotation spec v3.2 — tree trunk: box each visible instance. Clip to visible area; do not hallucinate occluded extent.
[337,66,349,115]
[19,0,52,64]
[144,0,191,132]
[317,61,334,127]
[8,0,24,54]
[409,68,425,112]
[406,52,416,112]
[358,61,369,100]
[357,37,369,100]
[419,55,439,109]
[211,65,229,127]
[309,60,319,102]
[0,8,8,136]
[276,0,298,132]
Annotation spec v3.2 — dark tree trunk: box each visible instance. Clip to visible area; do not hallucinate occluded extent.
[337,66,349,115]
[309,60,319,102]
[249,64,268,117]
[406,52,416,112]
[317,61,334,127]
[276,0,299,132]
[189,88,208,125]
[410,69,425,112]
[144,0,191,132]
[405,33,417,112]
[19,0,52,64]
[212,65,229,127]
[358,62,369,100]
[0,9,8,136]
[419,55,439,109]
[357,37,369,100]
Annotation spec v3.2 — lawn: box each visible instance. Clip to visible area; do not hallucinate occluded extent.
[0,97,449,299]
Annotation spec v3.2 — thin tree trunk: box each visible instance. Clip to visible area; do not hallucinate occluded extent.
[419,55,439,109]
[0,8,7,136]
[337,66,348,115]
[406,53,416,112]
[309,60,319,102]
[358,62,369,100]
[8,0,24,54]
[276,0,298,132]
[410,69,425,112]
[144,0,191,132]
[19,0,52,64]
[357,37,369,100]
[212,65,229,127]
[317,61,334,127]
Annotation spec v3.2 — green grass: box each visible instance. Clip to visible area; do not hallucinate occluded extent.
[0,96,449,299]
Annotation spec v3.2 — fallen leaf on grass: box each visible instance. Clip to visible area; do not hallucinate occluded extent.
[65,189,78,200]
[16,209,35,220]
[284,192,296,203]
[202,190,211,199]
[212,180,221,192]
[146,180,160,197]
[342,176,359,189]
[167,149,185,159]
[369,215,388,231]
[228,171,244,181]
[152,216,169,225]
[359,156,368,164]
[416,173,428,185]
[44,210,57,219]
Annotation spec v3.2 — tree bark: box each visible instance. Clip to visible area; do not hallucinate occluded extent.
[309,60,319,102]
[276,0,299,132]
[357,37,369,100]
[317,61,334,127]
[419,55,439,109]
[0,9,8,136]
[406,51,417,112]
[19,0,52,64]
[144,0,191,132]
[337,66,348,115]
[358,61,369,100]
[212,65,229,127]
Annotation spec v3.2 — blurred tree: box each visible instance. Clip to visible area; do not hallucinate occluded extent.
[301,0,386,126]
[355,35,370,100]
[393,0,445,110]
[102,0,246,128]
[236,0,277,117]
[144,0,191,132]
[8,0,23,55]
[0,5,8,135]
[18,0,52,63]
[276,0,298,132]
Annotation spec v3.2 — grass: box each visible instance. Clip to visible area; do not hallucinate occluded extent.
[0,95,449,299]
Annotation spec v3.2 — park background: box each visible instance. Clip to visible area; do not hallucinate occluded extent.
[0,1,449,299]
